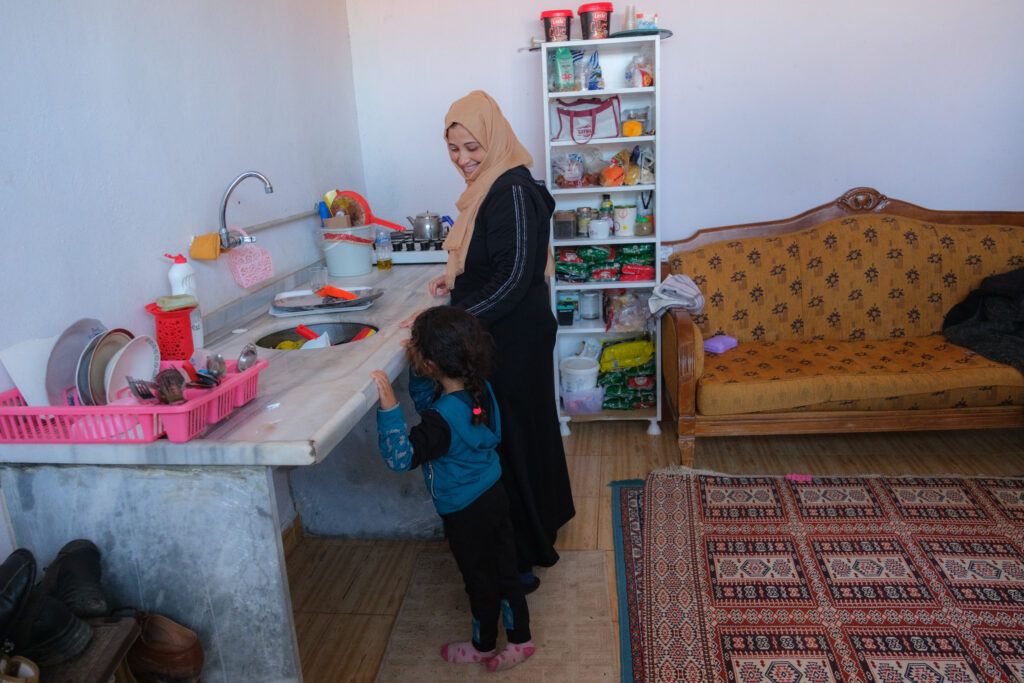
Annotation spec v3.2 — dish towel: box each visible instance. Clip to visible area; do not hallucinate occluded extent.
[647,274,705,316]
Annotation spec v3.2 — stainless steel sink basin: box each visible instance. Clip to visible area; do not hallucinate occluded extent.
[255,322,378,349]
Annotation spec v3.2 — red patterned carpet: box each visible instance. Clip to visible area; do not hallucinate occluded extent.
[612,472,1024,682]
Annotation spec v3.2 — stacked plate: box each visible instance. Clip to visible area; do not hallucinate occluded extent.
[7,318,163,407]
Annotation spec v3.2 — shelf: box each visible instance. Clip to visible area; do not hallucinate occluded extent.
[552,236,658,247]
[547,86,655,100]
[553,281,655,290]
[560,407,658,422]
[556,319,607,334]
[550,135,655,147]
[542,35,659,50]
[551,184,655,196]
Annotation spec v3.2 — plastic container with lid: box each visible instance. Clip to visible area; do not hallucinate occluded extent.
[634,215,653,236]
[553,210,577,239]
[578,2,613,39]
[541,9,573,42]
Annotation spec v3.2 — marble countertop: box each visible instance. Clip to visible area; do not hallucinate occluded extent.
[0,265,443,467]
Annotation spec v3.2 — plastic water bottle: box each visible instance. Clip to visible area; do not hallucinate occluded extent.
[165,253,204,348]
[375,231,393,270]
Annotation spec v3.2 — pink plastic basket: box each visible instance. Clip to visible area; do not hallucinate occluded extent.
[0,359,268,444]
[227,230,274,288]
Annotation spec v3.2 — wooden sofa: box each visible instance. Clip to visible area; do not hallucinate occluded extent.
[661,187,1024,466]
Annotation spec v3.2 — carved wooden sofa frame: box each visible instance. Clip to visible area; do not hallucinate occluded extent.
[661,187,1024,466]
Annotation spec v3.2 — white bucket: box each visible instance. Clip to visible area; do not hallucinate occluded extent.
[321,227,373,277]
[559,355,599,392]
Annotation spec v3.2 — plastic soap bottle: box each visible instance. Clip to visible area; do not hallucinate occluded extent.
[165,253,204,349]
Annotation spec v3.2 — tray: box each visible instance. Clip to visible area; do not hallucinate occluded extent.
[272,287,382,312]
[0,359,269,444]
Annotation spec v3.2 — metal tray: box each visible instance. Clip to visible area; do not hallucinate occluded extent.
[272,287,383,312]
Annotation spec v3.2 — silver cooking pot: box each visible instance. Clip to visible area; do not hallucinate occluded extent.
[406,212,452,241]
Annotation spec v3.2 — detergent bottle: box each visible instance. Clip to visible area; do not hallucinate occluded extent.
[165,253,204,349]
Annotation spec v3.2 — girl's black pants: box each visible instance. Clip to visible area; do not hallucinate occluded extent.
[442,480,531,651]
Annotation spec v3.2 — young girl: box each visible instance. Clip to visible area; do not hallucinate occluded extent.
[371,305,535,672]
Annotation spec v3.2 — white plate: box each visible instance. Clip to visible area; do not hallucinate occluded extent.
[45,318,107,405]
[103,335,160,404]
[0,333,61,406]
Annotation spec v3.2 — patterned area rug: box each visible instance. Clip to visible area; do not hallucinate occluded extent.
[376,550,616,681]
[612,471,1024,682]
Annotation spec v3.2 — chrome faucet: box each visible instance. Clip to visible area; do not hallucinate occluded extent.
[219,171,274,249]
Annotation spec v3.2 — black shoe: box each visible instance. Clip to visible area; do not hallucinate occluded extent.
[39,540,108,618]
[10,588,92,667]
[0,549,36,639]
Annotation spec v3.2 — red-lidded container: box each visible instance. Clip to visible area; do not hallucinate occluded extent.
[541,9,574,42]
[578,2,613,39]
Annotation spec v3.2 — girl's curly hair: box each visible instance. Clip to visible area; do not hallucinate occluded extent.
[410,306,495,425]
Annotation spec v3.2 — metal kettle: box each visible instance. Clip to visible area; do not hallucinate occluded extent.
[406,212,452,241]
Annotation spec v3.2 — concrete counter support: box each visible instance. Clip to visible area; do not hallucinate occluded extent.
[0,464,301,682]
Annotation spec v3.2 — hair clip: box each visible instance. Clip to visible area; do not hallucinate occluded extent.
[472,407,483,415]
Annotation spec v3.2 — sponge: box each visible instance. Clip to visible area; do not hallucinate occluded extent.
[189,233,221,260]
[156,294,198,311]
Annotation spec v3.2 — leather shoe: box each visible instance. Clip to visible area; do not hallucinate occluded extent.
[39,540,108,618]
[126,613,203,683]
[10,588,92,668]
[0,550,36,640]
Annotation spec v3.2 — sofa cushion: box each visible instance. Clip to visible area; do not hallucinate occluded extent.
[767,385,1024,412]
[667,234,806,343]
[696,335,1024,416]
[667,216,1024,344]
[799,217,1024,341]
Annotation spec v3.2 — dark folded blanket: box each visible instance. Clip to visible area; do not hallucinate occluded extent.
[943,267,1024,372]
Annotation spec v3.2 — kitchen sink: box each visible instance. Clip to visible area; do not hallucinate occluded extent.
[255,322,378,349]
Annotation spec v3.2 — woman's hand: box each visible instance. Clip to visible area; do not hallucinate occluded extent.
[428,275,450,298]
[371,370,398,410]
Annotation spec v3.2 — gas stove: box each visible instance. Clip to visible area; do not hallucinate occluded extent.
[387,232,448,264]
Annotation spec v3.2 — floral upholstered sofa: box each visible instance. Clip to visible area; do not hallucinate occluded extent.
[662,188,1024,465]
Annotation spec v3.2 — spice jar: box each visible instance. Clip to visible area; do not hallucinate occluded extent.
[634,215,653,236]
[575,207,593,237]
[553,210,577,239]
[580,290,602,319]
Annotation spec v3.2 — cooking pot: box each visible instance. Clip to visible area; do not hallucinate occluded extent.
[406,212,452,241]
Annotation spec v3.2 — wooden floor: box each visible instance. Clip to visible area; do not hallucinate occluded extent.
[286,423,1024,682]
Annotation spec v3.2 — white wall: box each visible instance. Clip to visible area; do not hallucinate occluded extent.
[346,0,1024,238]
[0,1,365,357]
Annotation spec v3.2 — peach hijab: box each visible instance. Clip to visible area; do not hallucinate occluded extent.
[441,90,553,289]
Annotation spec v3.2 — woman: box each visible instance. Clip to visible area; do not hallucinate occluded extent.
[426,90,574,590]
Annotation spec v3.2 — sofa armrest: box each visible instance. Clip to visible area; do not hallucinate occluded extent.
[661,308,700,439]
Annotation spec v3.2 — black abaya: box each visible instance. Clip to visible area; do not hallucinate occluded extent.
[450,166,575,570]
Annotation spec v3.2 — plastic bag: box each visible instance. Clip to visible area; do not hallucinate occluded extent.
[552,152,585,188]
[586,50,605,90]
[605,290,652,332]
[599,338,654,372]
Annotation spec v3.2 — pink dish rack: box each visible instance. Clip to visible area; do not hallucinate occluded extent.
[0,359,269,445]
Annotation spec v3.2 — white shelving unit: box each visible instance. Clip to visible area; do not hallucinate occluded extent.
[541,34,663,437]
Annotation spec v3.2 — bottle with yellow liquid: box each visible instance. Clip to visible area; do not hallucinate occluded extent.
[375,231,393,270]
